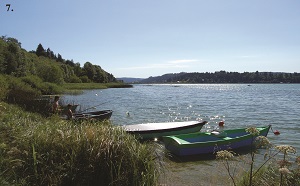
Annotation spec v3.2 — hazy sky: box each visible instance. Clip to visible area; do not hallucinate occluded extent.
[1,0,299,78]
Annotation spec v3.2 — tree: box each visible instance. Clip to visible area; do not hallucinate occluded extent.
[60,64,75,82]
[73,62,83,77]
[83,62,96,81]
[94,66,107,83]
[56,53,64,62]
[46,48,55,59]
[65,59,75,67]
[2,41,26,77]
[36,44,45,57]
[1,36,22,47]
[36,62,64,84]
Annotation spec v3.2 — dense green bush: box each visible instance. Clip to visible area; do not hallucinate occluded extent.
[0,76,62,115]
[67,75,82,83]
[6,76,40,104]
[20,75,63,94]
[79,75,92,83]
[42,82,64,95]
[0,75,9,101]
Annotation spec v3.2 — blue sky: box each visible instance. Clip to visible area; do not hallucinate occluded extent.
[1,0,299,78]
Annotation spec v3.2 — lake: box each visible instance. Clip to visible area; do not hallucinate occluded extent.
[63,83,300,151]
[63,83,300,185]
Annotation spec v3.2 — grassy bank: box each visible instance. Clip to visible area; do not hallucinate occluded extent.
[0,102,162,185]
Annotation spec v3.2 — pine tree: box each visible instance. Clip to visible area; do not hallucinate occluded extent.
[36,44,45,57]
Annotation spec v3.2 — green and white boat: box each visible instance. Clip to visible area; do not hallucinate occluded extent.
[162,125,271,156]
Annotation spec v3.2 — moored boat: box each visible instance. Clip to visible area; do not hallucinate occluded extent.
[123,120,207,140]
[162,125,271,156]
[72,110,113,121]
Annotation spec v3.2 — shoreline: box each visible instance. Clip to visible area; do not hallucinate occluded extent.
[159,153,251,186]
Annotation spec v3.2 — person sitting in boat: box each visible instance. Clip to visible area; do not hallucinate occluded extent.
[66,104,74,120]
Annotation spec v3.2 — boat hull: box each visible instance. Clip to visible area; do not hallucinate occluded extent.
[73,110,113,121]
[124,121,207,140]
[163,125,271,156]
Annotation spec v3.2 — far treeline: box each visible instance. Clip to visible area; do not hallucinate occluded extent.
[140,71,300,84]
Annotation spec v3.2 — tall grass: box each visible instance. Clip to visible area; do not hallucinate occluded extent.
[237,162,300,186]
[0,102,162,185]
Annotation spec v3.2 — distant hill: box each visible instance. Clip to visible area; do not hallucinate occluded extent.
[139,72,187,83]
[139,71,300,84]
[117,77,145,83]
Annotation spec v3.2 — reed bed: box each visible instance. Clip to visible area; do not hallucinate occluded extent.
[0,102,162,185]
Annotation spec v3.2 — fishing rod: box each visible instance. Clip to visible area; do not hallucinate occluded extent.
[77,100,112,113]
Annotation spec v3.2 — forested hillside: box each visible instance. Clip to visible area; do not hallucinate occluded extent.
[0,36,122,111]
[140,71,300,84]
[0,36,116,84]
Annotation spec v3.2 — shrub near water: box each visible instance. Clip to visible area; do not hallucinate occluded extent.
[0,102,161,185]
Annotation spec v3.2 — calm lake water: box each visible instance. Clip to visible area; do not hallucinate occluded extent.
[64,84,300,151]
[63,83,300,185]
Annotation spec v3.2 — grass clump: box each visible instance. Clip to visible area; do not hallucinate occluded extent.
[0,102,162,185]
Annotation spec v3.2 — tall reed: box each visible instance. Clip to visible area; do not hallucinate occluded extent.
[0,102,162,185]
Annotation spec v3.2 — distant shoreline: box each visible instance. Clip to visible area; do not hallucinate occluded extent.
[122,71,300,84]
